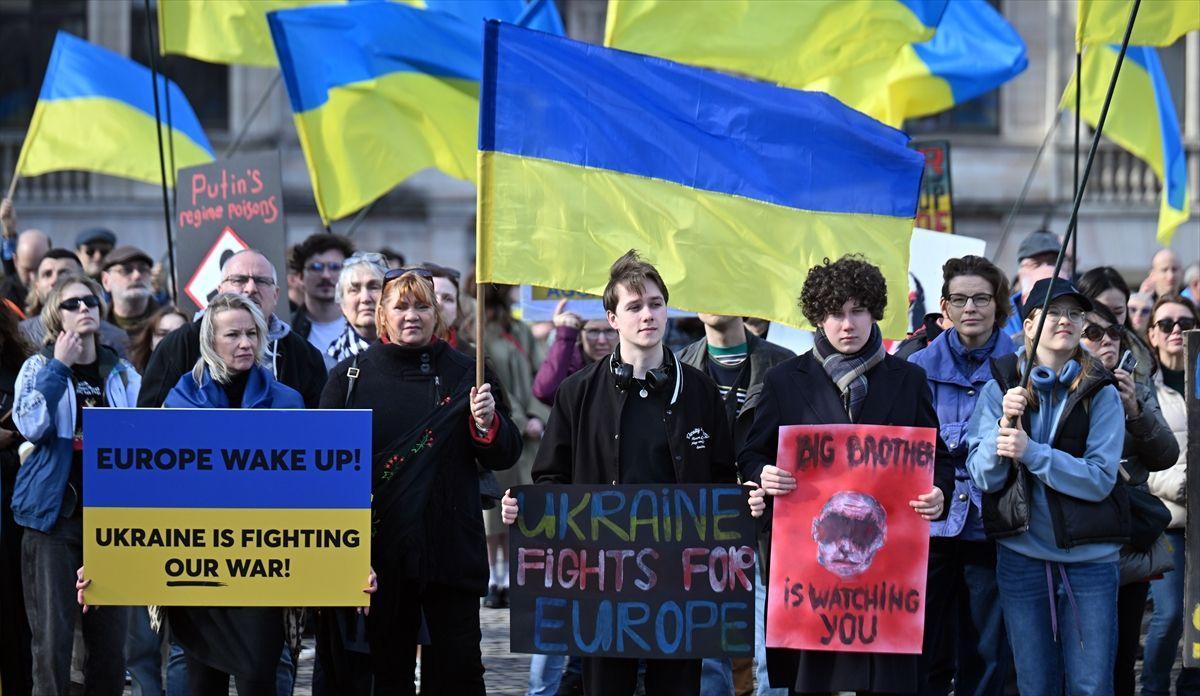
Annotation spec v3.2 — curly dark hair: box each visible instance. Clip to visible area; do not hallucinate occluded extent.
[799,255,887,326]
[293,232,355,271]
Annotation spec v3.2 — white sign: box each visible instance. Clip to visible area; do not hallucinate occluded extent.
[184,226,250,309]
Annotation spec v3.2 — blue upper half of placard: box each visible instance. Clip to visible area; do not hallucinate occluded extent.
[83,408,372,509]
[41,32,213,155]
[479,21,925,219]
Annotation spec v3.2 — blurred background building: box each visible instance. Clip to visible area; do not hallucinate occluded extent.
[0,0,1196,280]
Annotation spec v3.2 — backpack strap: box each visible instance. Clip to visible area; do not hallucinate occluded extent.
[344,354,361,408]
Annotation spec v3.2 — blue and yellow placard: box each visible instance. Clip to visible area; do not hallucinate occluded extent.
[82,408,371,607]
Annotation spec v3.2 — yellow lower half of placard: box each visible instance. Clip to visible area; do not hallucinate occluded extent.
[84,507,371,607]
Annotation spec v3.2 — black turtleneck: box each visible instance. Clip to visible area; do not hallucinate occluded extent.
[220,370,251,408]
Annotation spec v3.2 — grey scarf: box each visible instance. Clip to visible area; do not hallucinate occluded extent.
[812,324,886,421]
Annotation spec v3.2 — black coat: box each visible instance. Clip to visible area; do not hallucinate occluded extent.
[138,317,327,408]
[320,339,521,595]
[739,350,953,695]
[532,354,737,486]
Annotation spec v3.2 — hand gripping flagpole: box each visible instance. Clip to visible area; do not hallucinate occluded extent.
[143,0,179,305]
[1014,0,1141,402]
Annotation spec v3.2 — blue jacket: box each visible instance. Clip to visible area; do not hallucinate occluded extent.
[12,347,140,532]
[165,364,303,410]
[910,328,1017,538]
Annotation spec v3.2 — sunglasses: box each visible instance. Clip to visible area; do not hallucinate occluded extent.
[1082,324,1123,342]
[306,261,343,273]
[59,295,100,312]
[1152,317,1196,334]
[384,267,434,282]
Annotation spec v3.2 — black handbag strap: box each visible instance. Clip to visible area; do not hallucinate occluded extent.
[344,354,361,408]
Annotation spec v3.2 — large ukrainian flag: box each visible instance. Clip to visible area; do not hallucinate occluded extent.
[16,32,214,187]
[1077,0,1200,48]
[268,2,481,224]
[807,0,1027,128]
[477,23,926,339]
[160,0,562,66]
[604,0,949,89]
[1063,46,1191,243]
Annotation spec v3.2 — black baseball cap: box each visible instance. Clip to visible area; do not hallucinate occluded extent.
[1022,277,1093,319]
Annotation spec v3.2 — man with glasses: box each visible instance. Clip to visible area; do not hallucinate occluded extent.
[290,232,355,356]
[1001,230,1073,338]
[908,255,1016,696]
[73,228,115,280]
[138,249,327,408]
[100,246,157,336]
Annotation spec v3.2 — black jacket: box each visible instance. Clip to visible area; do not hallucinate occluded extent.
[320,340,521,594]
[678,332,795,451]
[1120,381,1178,484]
[137,316,327,408]
[290,306,313,340]
[532,352,737,486]
[738,350,953,695]
[982,353,1130,548]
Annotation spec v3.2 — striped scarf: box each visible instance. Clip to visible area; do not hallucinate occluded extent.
[328,325,371,363]
[813,324,885,421]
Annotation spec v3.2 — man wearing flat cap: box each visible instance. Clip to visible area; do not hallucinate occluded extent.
[101,245,158,336]
[1001,229,1073,338]
[75,227,115,280]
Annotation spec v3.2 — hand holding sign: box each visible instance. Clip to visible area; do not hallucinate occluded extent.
[760,464,797,496]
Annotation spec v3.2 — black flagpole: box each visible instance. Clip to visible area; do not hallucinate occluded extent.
[1017,0,1140,392]
[1071,48,1081,277]
[143,0,179,305]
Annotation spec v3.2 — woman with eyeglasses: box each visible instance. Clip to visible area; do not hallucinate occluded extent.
[11,275,139,694]
[1077,303,1177,696]
[319,267,521,694]
[966,277,1127,696]
[1141,294,1198,696]
[531,298,618,406]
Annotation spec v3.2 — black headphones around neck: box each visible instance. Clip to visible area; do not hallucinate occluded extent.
[610,345,674,393]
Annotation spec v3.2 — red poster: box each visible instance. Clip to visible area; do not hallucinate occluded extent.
[766,424,936,654]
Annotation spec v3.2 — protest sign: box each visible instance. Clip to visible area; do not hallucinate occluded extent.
[175,152,287,313]
[509,484,756,659]
[1184,330,1199,667]
[766,424,935,654]
[911,140,953,233]
[518,285,694,323]
[82,408,371,607]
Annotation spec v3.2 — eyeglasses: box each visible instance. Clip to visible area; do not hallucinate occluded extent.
[946,293,994,309]
[109,263,150,277]
[344,252,388,269]
[583,328,618,341]
[1044,307,1086,324]
[306,261,343,274]
[384,267,434,282]
[58,295,100,312]
[1152,317,1196,334]
[223,274,276,288]
[1082,324,1123,342]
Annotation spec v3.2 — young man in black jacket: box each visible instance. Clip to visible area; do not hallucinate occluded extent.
[138,250,327,408]
[501,250,764,696]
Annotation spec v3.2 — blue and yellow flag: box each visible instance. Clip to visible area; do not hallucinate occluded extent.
[604,0,948,89]
[1077,0,1199,48]
[478,23,926,338]
[1063,46,1191,243]
[807,0,1027,128]
[16,31,213,187]
[160,0,561,66]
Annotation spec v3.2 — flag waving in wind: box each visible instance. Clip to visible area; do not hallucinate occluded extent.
[477,22,926,338]
[16,31,213,187]
[1076,0,1199,48]
[1063,46,1191,243]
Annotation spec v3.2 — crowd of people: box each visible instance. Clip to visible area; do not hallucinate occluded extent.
[0,192,1195,696]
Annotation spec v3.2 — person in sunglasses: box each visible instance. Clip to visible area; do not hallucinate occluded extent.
[290,233,355,358]
[1141,294,1198,696]
[1077,266,1156,389]
[1077,302,1177,696]
[138,250,327,409]
[11,274,139,694]
[966,277,1126,696]
[319,266,521,694]
[907,255,1015,696]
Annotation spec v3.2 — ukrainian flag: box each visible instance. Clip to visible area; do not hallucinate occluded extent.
[1077,0,1199,48]
[604,0,949,89]
[16,32,214,187]
[160,0,561,66]
[477,22,925,339]
[1063,46,1191,243]
[807,0,1027,128]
